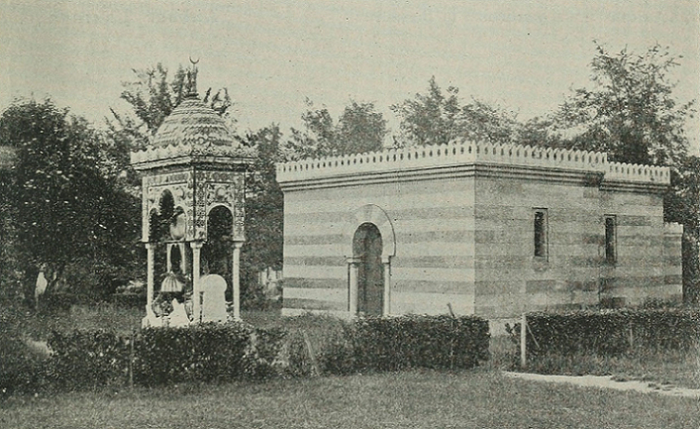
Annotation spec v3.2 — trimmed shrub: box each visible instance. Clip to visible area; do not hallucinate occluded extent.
[47,329,131,390]
[8,313,490,394]
[134,323,251,386]
[510,309,700,359]
[46,323,289,389]
[353,315,490,372]
[283,330,317,378]
[316,322,356,375]
[281,313,490,376]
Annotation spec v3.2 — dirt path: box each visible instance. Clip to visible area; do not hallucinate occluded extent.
[503,371,700,399]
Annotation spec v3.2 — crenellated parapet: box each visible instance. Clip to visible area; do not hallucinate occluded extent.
[276,140,670,186]
[604,161,670,184]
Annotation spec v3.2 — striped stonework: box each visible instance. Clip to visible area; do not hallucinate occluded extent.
[277,140,682,318]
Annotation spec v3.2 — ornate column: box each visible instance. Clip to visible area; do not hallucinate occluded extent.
[191,241,204,323]
[382,256,391,316]
[347,257,361,316]
[166,243,173,272]
[178,243,188,273]
[232,241,244,320]
[145,243,156,311]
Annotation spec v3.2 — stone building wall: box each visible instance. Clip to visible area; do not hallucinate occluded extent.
[471,172,682,318]
[282,174,477,317]
[473,173,602,318]
[597,188,680,306]
[276,140,682,319]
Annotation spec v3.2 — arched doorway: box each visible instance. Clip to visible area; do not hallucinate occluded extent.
[352,223,384,315]
[202,205,233,280]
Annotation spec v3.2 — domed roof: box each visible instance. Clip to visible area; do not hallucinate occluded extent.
[151,96,234,149]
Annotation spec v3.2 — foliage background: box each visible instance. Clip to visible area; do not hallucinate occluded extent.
[0,42,698,307]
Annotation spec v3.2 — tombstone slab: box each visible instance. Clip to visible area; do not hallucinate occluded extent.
[200,274,228,323]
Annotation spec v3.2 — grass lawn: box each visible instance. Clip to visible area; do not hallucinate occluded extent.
[2,369,698,428]
[488,335,700,390]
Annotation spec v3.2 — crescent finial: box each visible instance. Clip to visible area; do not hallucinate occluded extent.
[186,57,200,97]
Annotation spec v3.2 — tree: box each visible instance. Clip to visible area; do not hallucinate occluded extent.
[666,155,700,304]
[391,77,462,147]
[287,99,388,159]
[0,146,23,302]
[336,101,390,155]
[515,117,566,149]
[555,43,694,167]
[238,125,286,307]
[553,42,698,303]
[391,77,521,148]
[0,99,140,302]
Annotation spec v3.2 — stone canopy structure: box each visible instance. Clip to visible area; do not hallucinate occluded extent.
[276,140,682,319]
[130,72,253,327]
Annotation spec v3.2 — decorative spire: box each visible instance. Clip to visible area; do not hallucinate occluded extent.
[186,56,200,98]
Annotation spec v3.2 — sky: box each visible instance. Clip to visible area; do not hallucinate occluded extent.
[1,1,699,152]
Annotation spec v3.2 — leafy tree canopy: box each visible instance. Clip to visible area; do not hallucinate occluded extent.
[238,125,286,304]
[391,76,521,148]
[0,98,140,299]
[554,42,695,167]
[287,99,388,159]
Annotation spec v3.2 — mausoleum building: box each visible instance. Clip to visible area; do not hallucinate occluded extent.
[276,140,682,319]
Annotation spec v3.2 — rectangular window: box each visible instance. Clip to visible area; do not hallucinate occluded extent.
[605,215,616,264]
[533,209,548,259]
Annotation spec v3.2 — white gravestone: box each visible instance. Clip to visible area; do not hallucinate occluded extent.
[200,274,228,323]
[168,299,190,327]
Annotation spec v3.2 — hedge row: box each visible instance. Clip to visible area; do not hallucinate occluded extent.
[510,309,700,358]
[3,314,490,393]
[352,315,490,372]
[284,314,490,376]
[46,323,286,390]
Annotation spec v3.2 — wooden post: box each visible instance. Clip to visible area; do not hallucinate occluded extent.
[520,313,527,368]
[302,330,320,377]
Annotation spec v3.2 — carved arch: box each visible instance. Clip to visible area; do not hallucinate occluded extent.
[206,203,233,217]
[343,204,396,261]
[147,208,159,242]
